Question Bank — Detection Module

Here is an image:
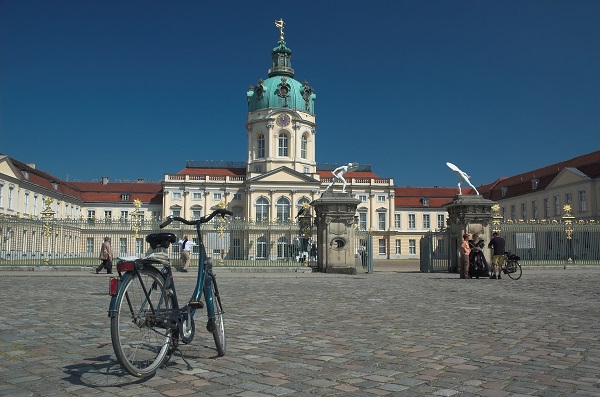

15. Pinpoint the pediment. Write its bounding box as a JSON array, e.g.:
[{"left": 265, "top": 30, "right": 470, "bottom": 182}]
[
  {"left": 546, "top": 167, "right": 590, "bottom": 189},
  {"left": 247, "top": 166, "right": 319, "bottom": 185},
  {"left": 0, "top": 156, "right": 23, "bottom": 180}
]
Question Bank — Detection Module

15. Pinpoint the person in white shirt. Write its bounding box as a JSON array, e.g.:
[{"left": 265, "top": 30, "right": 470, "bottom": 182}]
[{"left": 178, "top": 235, "right": 197, "bottom": 272}]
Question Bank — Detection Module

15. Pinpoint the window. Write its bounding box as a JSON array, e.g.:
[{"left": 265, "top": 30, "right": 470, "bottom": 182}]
[
  {"left": 395, "top": 239, "right": 401, "bottom": 254},
  {"left": 24, "top": 192, "right": 30, "bottom": 214},
  {"left": 136, "top": 238, "right": 144, "bottom": 255},
  {"left": 565, "top": 192, "right": 572, "bottom": 205},
  {"left": 87, "top": 210, "right": 96, "bottom": 221},
  {"left": 256, "top": 237, "right": 268, "bottom": 259},
  {"left": 531, "top": 179, "right": 539, "bottom": 190},
  {"left": 254, "top": 165, "right": 263, "bottom": 173},
  {"left": 193, "top": 192, "right": 202, "bottom": 200},
  {"left": 501, "top": 206, "right": 506, "bottom": 221},
  {"left": 233, "top": 193, "right": 242, "bottom": 200},
  {"left": 172, "top": 192, "right": 182, "bottom": 200},
  {"left": 531, "top": 201, "right": 538, "bottom": 219},
  {"left": 437, "top": 214, "right": 445, "bottom": 230},
  {"left": 213, "top": 192, "right": 222, "bottom": 201},
  {"left": 104, "top": 210, "right": 112, "bottom": 220},
  {"left": 120, "top": 211, "right": 128, "bottom": 220},
  {"left": 578, "top": 190, "right": 587, "bottom": 212},
  {"left": 152, "top": 211, "right": 161, "bottom": 220},
  {"left": 278, "top": 133, "right": 288, "bottom": 156},
  {"left": 553, "top": 195, "right": 560, "bottom": 216},
  {"left": 277, "top": 237, "right": 289, "bottom": 259},
  {"left": 276, "top": 197, "right": 291, "bottom": 222},
  {"left": 303, "top": 166, "right": 309, "bottom": 174},
  {"left": 394, "top": 214, "right": 401, "bottom": 228},
  {"left": 378, "top": 239, "right": 386, "bottom": 255},
  {"left": 119, "top": 238, "right": 127, "bottom": 255},
  {"left": 543, "top": 198, "right": 549, "bottom": 218},
  {"left": 301, "top": 135, "right": 308, "bottom": 159},
  {"left": 501, "top": 187, "right": 508, "bottom": 197},
  {"left": 192, "top": 210, "right": 202, "bottom": 219},
  {"left": 377, "top": 195, "right": 386, "bottom": 203},
  {"left": 121, "top": 193, "right": 130, "bottom": 201},
  {"left": 86, "top": 238, "right": 94, "bottom": 253},
  {"left": 408, "top": 214, "right": 416, "bottom": 229},
  {"left": 510, "top": 205, "right": 516, "bottom": 220},
  {"left": 171, "top": 209, "right": 181, "bottom": 217},
  {"left": 422, "top": 198, "right": 429, "bottom": 206},
  {"left": 256, "top": 197, "right": 269, "bottom": 222},
  {"left": 520, "top": 203, "right": 526, "bottom": 219},
  {"left": 358, "top": 195, "right": 367, "bottom": 202},
  {"left": 378, "top": 212, "right": 386, "bottom": 230},
  {"left": 33, "top": 195, "right": 39, "bottom": 216},
  {"left": 257, "top": 134, "right": 265, "bottom": 158},
  {"left": 0, "top": 183, "right": 4, "bottom": 207},
  {"left": 409, "top": 239, "right": 416, "bottom": 255},
  {"left": 8, "top": 186, "right": 14, "bottom": 210},
  {"left": 358, "top": 211, "right": 367, "bottom": 230},
  {"left": 423, "top": 214, "right": 430, "bottom": 230}
]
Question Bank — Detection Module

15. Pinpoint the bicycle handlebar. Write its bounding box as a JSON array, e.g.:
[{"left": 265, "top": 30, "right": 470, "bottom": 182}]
[{"left": 159, "top": 208, "right": 234, "bottom": 229}]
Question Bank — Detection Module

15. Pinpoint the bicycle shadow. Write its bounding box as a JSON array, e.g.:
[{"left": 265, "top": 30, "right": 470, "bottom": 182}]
[{"left": 63, "top": 354, "right": 149, "bottom": 387}]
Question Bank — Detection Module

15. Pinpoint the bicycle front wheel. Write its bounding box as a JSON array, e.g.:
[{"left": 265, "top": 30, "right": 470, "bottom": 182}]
[
  {"left": 111, "top": 267, "right": 174, "bottom": 377},
  {"left": 506, "top": 261, "right": 522, "bottom": 280},
  {"left": 207, "top": 278, "right": 226, "bottom": 356}
]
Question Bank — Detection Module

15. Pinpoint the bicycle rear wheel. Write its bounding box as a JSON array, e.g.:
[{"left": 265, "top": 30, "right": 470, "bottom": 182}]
[
  {"left": 207, "top": 278, "right": 226, "bottom": 356},
  {"left": 111, "top": 267, "right": 174, "bottom": 377},
  {"left": 505, "top": 261, "right": 522, "bottom": 280}
]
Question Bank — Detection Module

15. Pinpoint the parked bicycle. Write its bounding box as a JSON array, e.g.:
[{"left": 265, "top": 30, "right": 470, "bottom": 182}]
[
  {"left": 502, "top": 252, "right": 522, "bottom": 280},
  {"left": 108, "top": 208, "right": 232, "bottom": 377}
]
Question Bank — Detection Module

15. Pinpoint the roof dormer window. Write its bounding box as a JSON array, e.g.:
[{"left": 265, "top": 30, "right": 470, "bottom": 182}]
[
  {"left": 121, "top": 193, "right": 130, "bottom": 201},
  {"left": 422, "top": 198, "right": 429, "bottom": 206},
  {"left": 531, "top": 179, "right": 539, "bottom": 190},
  {"left": 501, "top": 187, "right": 508, "bottom": 197}
]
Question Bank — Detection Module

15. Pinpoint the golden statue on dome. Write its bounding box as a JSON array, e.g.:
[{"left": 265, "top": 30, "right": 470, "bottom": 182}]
[{"left": 275, "top": 18, "right": 285, "bottom": 40}]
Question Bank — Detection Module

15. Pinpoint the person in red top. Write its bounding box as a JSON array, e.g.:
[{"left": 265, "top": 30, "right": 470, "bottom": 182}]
[{"left": 460, "top": 233, "right": 471, "bottom": 279}]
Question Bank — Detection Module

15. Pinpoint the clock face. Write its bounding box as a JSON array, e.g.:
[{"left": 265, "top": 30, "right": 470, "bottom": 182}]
[{"left": 276, "top": 114, "right": 290, "bottom": 127}]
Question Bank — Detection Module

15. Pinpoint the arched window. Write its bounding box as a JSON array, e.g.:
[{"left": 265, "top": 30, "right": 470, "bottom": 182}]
[
  {"left": 296, "top": 197, "right": 310, "bottom": 217},
  {"left": 257, "top": 134, "right": 265, "bottom": 158},
  {"left": 278, "top": 133, "right": 288, "bottom": 157},
  {"left": 301, "top": 134, "right": 308, "bottom": 159},
  {"left": 256, "top": 197, "right": 270, "bottom": 222},
  {"left": 276, "top": 197, "right": 291, "bottom": 222},
  {"left": 277, "top": 237, "right": 290, "bottom": 259},
  {"left": 256, "top": 236, "right": 268, "bottom": 259}
]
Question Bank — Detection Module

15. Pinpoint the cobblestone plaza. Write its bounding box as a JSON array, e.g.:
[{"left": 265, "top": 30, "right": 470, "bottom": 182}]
[{"left": 0, "top": 266, "right": 599, "bottom": 396}]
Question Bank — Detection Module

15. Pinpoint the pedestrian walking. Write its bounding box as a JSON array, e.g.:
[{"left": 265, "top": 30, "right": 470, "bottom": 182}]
[
  {"left": 96, "top": 236, "right": 113, "bottom": 274},
  {"left": 178, "top": 235, "right": 197, "bottom": 272},
  {"left": 460, "top": 233, "right": 471, "bottom": 279}
]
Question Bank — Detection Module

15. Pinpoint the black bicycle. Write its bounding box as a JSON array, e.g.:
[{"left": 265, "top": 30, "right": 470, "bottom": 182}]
[
  {"left": 502, "top": 252, "right": 522, "bottom": 280},
  {"left": 107, "top": 208, "right": 232, "bottom": 377}
]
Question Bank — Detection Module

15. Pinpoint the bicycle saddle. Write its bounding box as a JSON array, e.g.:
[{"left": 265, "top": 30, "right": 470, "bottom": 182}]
[{"left": 146, "top": 233, "right": 177, "bottom": 249}]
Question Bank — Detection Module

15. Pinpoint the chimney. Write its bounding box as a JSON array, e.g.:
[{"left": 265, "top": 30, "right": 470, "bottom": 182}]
[{"left": 101, "top": 177, "right": 109, "bottom": 185}]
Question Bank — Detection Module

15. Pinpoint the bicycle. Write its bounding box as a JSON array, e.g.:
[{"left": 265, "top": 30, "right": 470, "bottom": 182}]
[
  {"left": 108, "top": 208, "right": 232, "bottom": 378},
  {"left": 502, "top": 252, "right": 522, "bottom": 280}
]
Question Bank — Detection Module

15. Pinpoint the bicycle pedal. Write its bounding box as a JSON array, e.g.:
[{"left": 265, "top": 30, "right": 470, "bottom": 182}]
[{"left": 188, "top": 301, "right": 204, "bottom": 309}]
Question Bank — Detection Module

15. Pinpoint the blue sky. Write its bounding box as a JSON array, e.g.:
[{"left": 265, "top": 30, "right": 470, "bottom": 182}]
[{"left": 1, "top": 0, "right": 598, "bottom": 188}]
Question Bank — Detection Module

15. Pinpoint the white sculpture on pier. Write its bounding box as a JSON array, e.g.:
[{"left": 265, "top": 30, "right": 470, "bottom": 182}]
[
  {"left": 323, "top": 163, "right": 359, "bottom": 193},
  {"left": 446, "top": 162, "right": 480, "bottom": 195}
]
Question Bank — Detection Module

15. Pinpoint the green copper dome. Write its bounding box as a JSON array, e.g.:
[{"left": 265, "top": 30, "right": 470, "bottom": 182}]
[{"left": 247, "top": 39, "right": 316, "bottom": 114}]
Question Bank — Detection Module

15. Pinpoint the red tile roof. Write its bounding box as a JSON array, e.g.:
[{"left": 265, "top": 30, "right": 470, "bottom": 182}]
[{"left": 394, "top": 186, "right": 460, "bottom": 208}]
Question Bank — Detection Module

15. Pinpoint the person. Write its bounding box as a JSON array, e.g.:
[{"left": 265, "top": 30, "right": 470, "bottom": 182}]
[
  {"left": 460, "top": 233, "right": 471, "bottom": 279},
  {"left": 96, "top": 236, "right": 113, "bottom": 274},
  {"left": 178, "top": 235, "right": 197, "bottom": 272},
  {"left": 468, "top": 233, "right": 488, "bottom": 278},
  {"left": 488, "top": 231, "right": 506, "bottom": 279}
]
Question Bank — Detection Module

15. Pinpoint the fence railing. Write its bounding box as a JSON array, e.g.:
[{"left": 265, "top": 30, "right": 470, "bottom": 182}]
[{"left": 0, "top": 216, "right": 371, "bottom": 271}]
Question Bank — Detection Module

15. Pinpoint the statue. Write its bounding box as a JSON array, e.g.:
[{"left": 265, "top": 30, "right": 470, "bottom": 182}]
[
  {"left": 446, "top": 162, "right": 480, "bottom": 195},
  {"left": 323, "top": 163, "right": 359, "bottom": 194},
  {"left": 275, "top": 18, "right": 285, "bottom": 40}
]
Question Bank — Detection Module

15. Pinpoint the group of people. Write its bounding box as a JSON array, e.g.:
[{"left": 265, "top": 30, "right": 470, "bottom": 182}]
[
  {"left": 95, "top": 235, "right": 197, "bottom": 274},
  {"left": 460, "top": 231, "right": 506, "bottom": 279}
]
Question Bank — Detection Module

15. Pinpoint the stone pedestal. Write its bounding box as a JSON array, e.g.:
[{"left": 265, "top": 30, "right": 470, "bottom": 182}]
[
  {"left": 311, "top": 192, "right": 360, "bottom": 274},
  {"left": 444, "top": 194, "right": 496, "bottom": 273}
]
